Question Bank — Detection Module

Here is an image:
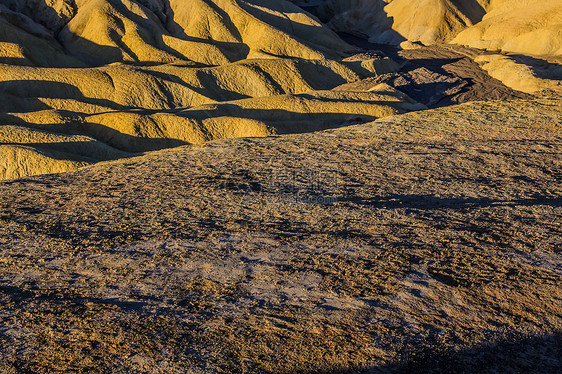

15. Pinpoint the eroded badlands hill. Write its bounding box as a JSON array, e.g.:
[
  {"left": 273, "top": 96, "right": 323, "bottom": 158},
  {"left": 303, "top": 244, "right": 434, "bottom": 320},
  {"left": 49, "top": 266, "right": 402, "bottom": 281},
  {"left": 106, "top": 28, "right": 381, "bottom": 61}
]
[
  {"left": 308, "top": 0, "right": 562, "bottom": 97},
  {"left": 0, "top": 1, "right": 561, "bottom": 373},
  {"left": 1, "top": 0, "right": 560, "bottom": 180},
  {"left": 0, "top": 0, "right": 413, "bottom": 179},
  {"left": 0, "top": 98, "right": 561, "bottom": 373},
  {"left": 314, "top": 0, "right": 562, "bottom": 56}
]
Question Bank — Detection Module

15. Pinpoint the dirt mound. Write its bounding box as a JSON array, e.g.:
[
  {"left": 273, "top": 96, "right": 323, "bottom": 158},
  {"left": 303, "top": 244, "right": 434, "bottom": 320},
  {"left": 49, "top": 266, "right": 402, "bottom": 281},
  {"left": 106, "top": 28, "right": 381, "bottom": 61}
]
[
  {"left": 0, "top": 57, "right": 399, "bottom": 113},
  {"left": 475, "top": 54, "right": 562, "bottom": 94},
  {"left": 0, "top": 84, "right": 424, "bottom": 180},
  {"left": 0, "top": 125, "right": 125, "bottom": 181},
  {"left": 0, "top": 0, "right": 558, "bottom": 181},
  {"left": 0, "top": 2, "right": 560, "bottom": 371},
  {"left": 0, "top": 0, "right": 423, "bottom": 180},
  {"left": 337, "top": 37, "right": 533, "bottom": 108},
  {"left": 313, "top": 0, "right": 561, "bottom": 57}
]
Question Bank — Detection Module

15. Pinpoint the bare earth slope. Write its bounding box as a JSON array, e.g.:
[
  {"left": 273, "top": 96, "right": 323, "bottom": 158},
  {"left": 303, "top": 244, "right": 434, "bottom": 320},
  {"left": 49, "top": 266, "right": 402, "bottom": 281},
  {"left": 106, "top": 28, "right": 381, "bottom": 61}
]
[
  {"left": 0, "top": 98, "right": 560, "bottom": 373},
  {"left": 312, "top": 0, "right": 562, "bottom": 94},
  {"left": 0, "top": 0, "right": 352, "bottom": 66},
  {"left": 320, "top": 0, "right": 490, "bottom": 45}
]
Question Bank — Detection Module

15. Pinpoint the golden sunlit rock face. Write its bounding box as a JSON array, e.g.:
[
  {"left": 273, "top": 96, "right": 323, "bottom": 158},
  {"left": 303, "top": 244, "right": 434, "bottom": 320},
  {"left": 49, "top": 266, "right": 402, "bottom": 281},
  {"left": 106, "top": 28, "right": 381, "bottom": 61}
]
[
  {"left": 0, "top": 0, "right": 417, "bottom": 179},
  {"left": 0, "top": 2, "right": 561, "bottom": 373},
  {"left": 0, "top": 0, "right": 559, "bottom": 179},
  {"left": 320, "top": 0, "right": 489, "bottom": 45}
]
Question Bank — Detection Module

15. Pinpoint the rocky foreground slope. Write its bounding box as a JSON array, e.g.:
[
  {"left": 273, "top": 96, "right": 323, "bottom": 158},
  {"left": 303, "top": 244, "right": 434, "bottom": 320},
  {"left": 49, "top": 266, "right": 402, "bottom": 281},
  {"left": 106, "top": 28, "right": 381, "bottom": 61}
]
[{"left": 0, "top": 98, "right": 560, "bottom": 373}]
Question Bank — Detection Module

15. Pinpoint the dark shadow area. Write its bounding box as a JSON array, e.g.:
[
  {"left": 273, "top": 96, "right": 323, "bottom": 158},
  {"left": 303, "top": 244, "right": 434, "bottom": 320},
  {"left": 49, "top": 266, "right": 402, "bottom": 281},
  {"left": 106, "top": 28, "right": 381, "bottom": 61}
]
[
  {"left": 78, "top": 121, "right": 189, "bottom": 153},
  {"left": 0, "top": 115, "right": 189, "bottom": 153},
  {"left": 55, "top": 31, "right": 127, "bottom": 67},
  {"left": 30, "top": 0, "right": 75, "bottom": 33},
  {"left": 0, "top": 57, "right": 33, "bottom": 66},
  {"left": 55, "top": 14, "right": 151, "bottom": 67},
  {"left": 0, "top": 80, "right": 131, "bottom": 112},
  {"left": 366, "top": 332, "right": 562, "bottom": 374},
  {"left": 391, "top": 79, "right": 467, "bottom": 108},
  {"left": 0, "top": 283, "right": 148, "bottom": 313},
  {"left": 1, "top": 109, "right": 189, "bottom": 153},
  {"left": 0, "top": 88, "right": 392, "bottom": 154},
  {"left": 337, "top": 194, "right": 562, "bottom": 211},
  {"left": 339, "top": 32, "right": 533, "bottom": 108},
  {"left": 343, "top": 57, "right": 471, "bottom": 107},
  {"left": 0, "top": 140, "right": 127, "bottom": 162},
  {"left": 174, "top": 103, "right": 384, "bottom": 129},
  {"left": 194, "top": 70, "right": 253, "bottom": 101},
  {"left": 509, "top": 54, "right": 562, "bottom": 80},
  {"left": 296, "top": 93, "right": 406, "bottom": 106},
  {"left": 159, "top": 0, "right": 250, "bottom": 63},
  {"left": 132, "top": 59, "right": 348, "bottom": 107},
  {"left": 400, "top": 57, "right": 464, "bottom": 76},
  {"left": 169, "top": 0, "right": 243, "bottom": 42},
  {"left": 450, "top": 0, "right": 487, "bottom": 25},
  {"left": 330, "top": 0, "right": 406, "bottom": 44},
  {"left": 0, "top": 2, "right": 87, "bottom": 68},
  {"left": 110, "top": 0, "right": 218, "bottom": 64},
  {"left": 236, "top": 0, "right": 357, "bottom": 55},
  {"left": 292, "top": 0, "right": 325, "bottom": 20},
  {"left": 91, "top": 0, "right": 248, "bottom": 66},
  {"left": 0, "top": 0, "right": 247, "bottom": 68},
  {"left": 0, "top": 92, "right": 51, "bottom": 113},
  {"left": 338, "top": 32, "right": 402, "bottom": 60},
  {"left": 294, "top": 58, "right": 364, "bottom": 88}
]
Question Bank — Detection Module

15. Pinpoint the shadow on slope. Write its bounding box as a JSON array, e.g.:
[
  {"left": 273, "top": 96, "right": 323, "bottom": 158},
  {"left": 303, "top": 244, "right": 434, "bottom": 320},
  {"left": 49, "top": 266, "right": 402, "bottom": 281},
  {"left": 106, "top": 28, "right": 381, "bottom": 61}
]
[
  {"left": 0, "top": 57, "right": 32, "bottom": 66},
  {"left": 337, "top": 194, "right": 562, "bottom": 211},
  {"left": 328, "top": 0, "right": 406, "bottom": 44},
  {"left": 0, "top": 80, "right": 129, "bottom": 112},
  {"left": 368, "top": 332, "right": 562, "bottom": 374},
  {"left": 338, "top": 33, "right": 533, "bottom": 107},
  {"left": 3, "top": 113, "right": 188, "bottom": 153},
  {"left": 450, "top": 0, "right": 487, "bottom": 25},
  {"left": 509, "top": 55, "right": 562, "bottom": 81}
]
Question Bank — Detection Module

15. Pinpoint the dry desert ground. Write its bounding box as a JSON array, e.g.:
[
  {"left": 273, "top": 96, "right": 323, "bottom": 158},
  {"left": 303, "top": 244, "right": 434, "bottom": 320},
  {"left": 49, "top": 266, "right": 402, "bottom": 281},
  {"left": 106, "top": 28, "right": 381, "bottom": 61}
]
[{"left": 0, "top": 0, "right": 560, "bottom": 373}]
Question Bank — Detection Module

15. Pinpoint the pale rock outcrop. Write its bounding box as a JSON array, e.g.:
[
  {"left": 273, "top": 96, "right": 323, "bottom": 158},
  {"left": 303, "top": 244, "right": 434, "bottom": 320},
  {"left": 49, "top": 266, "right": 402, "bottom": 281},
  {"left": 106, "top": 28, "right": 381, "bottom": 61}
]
[{"left": 313, "top": 0, "right": 562, "bottom": 56}]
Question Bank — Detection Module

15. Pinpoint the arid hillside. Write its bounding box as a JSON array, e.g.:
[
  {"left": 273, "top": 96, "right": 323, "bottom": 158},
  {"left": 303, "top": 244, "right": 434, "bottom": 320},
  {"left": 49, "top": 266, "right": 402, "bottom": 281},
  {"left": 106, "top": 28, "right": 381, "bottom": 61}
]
[
  {"left": 0, "top": 0, "right": 416, "bottom": 179},
  {"left": 0, "top": 98, "right": 561, "bottom": 373},
  {"left": 306, "top": 0, "right": 562, "bottom": 97}
]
